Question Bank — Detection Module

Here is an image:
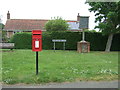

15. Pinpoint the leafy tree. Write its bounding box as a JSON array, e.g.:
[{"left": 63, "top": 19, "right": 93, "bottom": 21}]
[
  {"left": 86, "top": 2, "right": 120, "bottom": 52},
  {"left": 0, "top": 16, "right": 7, "bottom": 42},
  {"left": 0, "top": 16, "right": 4, "bottom": 29},
  {"left": 45, "top": 17, "right": 69, "bottom": 32},
  {"left": 0, "top": 23, "right": 4, "bottom": 29},
  {"left": 2, "top": 30, "right": 8, "bottom": 42}
]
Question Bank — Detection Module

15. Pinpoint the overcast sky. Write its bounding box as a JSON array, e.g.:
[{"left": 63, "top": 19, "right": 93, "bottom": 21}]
[{"left": 0, "top": 0, "right": 97, "bottom": 30}]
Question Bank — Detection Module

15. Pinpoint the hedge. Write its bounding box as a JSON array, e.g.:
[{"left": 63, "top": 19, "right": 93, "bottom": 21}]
[
  {"left": 10, "top": 33, "right": 32, "bottom": 49},
  {"left": 10, "top": 32, "right": 120, "bottom": 51}
]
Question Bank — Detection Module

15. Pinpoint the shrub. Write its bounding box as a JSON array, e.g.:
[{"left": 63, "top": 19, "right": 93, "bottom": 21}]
[
  {"left": 43, "top": 31, "right": 120, "bottom": 51},
  {"left": 10, "top": 32, "right": 120, "bottom": 51},
  {"left": 10, "top": 33, "right": 32, "bottom": 49},
  {"left": 42, "top": 32, "right": 53, "bottom": 49},
  {"left": 45, "top": 17, "right": 69, "bottom": 32}
]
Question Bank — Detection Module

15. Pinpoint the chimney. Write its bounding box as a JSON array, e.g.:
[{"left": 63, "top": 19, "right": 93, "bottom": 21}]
[
  {"left": 7, "top": 11, "right": 10, "bottom": 19},
  {"left": 77, "top": 13, "right": 80, "bottom": 22}
]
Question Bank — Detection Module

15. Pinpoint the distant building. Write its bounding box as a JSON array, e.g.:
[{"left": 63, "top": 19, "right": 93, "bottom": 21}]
[{"left": 4, "top": 11, "right": 89, "bottom": 38}]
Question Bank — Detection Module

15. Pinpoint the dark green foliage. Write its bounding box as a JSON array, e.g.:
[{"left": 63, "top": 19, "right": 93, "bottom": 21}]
[
  {"left": 0, "top": 23, "right": 4, "bottom": 29},
  {"left": 50, "top": 31, "right": 81, "bottom": 50},
  {"left": 45, "top": 17, "right": 69, "bottom": 32},
  {"left": 42, "top": 32, "right": 53, "bottom": 49},
  {"left": 2, "top": 30, "right": 8, "bottom": 42},
  {"left": 85, "top": 32, "right": 107, "bottom": 51},
  {"left": 10, "top": 33, "right": 32, "bottom": 49},
  {"left": 10, "top": 32, "right": 120, "bottom": 51},
  {"left": 86, "top": 2, "right": 120, "bottom": 34},
  {"left": 86, "top": 2, "right": 120, "bottom": 52},
  {"left": 111, "top": 33, "right": 120, "bottom": 51}
]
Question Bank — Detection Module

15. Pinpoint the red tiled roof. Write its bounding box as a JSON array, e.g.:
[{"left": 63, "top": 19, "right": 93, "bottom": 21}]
[
  {"left": 4, "top": 19, "right": 48, "bottom": 31},
  {"left": 4, "top": 19, "right": 80, "bottom": 31},
  {"left": 67, "top": 20, "right": 77, "bottom": 22}
]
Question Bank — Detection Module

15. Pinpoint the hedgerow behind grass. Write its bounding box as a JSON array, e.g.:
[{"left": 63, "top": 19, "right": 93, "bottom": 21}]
[{"left": 10, "top": 32, "right": 120, "bottom": 51}]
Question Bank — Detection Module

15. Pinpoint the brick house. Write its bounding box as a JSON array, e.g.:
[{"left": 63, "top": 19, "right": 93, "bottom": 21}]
[{"left": 4, "top": 11, "right": 84, "bottom": 38}]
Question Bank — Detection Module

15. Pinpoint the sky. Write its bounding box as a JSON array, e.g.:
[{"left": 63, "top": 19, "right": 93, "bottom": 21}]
[{"left": 0, "top": 0, "right": 97, "bottom": 30}]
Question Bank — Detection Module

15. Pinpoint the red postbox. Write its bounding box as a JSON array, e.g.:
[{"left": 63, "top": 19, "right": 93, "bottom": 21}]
[{"left": 32, "top": 30, "right": 42, "bottom": 52}]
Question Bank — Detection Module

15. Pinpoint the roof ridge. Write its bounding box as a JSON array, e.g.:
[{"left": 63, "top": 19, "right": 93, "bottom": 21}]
[
  {"left": 9, "top": 19, "right": 49, "bottom": 21},
  {"left": 8, "top": 19, "right": 77, "bottom": 21}
]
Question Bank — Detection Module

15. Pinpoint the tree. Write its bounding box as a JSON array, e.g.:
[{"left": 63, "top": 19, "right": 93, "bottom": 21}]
[
  {"left": 0, "top": 16, "right": 4, "bottom": 29},
  {"left": 0, "top": 16, "right": 6, "bottom": 42},
  {"left": 86, "top": 2, "right": 120, "bottom": 52},
  {"left": 45, "top": 17, "right": 69, "bottom": 32},
  {"left": 0, "top": 23, "right": 4, "bottom": 30}
]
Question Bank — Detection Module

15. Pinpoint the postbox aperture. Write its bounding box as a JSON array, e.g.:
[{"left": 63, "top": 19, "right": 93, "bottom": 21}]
[{"left": 32, "top": 30, "right": 42, "bottom": 51}]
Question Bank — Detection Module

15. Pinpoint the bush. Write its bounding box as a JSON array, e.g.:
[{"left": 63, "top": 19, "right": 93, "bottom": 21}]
[
  {"left": 10, "top": 33, "right": 32, "bottom": 49},
  {"left": 10, "top": 32, "right": 120, "bottom": 51},
  {"left": 111, "top": 33, "right": 120, "bottom": 51},
  {"left": 42, "top": 32, "right": 53, "bottom": 49},
  {"left": 50, "top": 31, "right": 81, "bottom": 50},
  {"left": 45, "top": 17, "right": 69, "bottom": 31}
]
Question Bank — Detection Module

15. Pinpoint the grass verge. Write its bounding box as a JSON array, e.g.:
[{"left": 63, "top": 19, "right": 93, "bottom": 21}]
[{"left": 2, "top": 50, "right": 118, "bottom": 84}]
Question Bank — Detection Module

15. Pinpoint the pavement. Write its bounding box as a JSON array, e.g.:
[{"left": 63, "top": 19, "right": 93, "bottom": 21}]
[{"left": 2, "top": 80, "right": 119, "bottom": 88}]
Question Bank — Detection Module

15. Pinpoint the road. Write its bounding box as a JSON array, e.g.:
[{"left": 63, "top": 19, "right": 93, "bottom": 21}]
[{"left": 2, "top": 80, "right": 119, "bottom": 88}]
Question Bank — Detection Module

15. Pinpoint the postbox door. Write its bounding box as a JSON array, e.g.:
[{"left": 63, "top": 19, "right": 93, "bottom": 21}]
[
  {"left": 35, "top": 40, "right": 39, "bottom": 48},
  {"left": 32, "top": 38, "right": 42, "bottom": 51}
]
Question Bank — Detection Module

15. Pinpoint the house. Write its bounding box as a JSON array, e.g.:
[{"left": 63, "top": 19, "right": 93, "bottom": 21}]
[
  {"left": 4, "top": 11, "right": 88, "bottom": 38},
  {"left": 4, "top": 19, "right": 48, "bottom": 38},
  {"left": 4, "top": 11, "right": 49, "bottom": 38}
]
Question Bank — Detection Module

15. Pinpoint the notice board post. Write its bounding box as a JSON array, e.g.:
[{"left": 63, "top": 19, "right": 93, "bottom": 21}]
[{"left": 77, "top": 14, "right": 90, "bottom": 53}]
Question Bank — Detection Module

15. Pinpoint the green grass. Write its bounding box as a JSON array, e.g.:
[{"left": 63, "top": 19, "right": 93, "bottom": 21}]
[{"left": 2, "top": 50, "right": 118, "bottom": 84}]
